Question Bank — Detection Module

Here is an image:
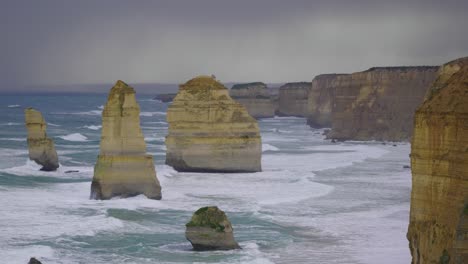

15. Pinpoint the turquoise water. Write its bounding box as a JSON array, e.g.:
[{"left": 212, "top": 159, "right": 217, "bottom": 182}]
[{"left": 0, "top": 94, "right": 411, "bottom": 263}]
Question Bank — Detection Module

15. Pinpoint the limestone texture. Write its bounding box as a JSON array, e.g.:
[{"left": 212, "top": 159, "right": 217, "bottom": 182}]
[
  {"left": 165, "top": 76, "right": 262, "bottom": 172},
  {"left": 307, "top": 74, "right": 347, "bottom": 128},
  {"left": 407, "top": 57, "right": 468, "bottom": 264},
  {"left": 327, "top": 66, "right": 438, "bottom": 141},
  {"left": 185, "top": 206, "right": 240, "bottom": 250},
  {"left": 230, "top": 82, "right": 275, "bottom": 118},
  {"left": 24, "top": 108, "right": 59, "bottom": 171},
  {"left": 91, "top": 80, "right": 161, "bottom": 200},
  {"left": 276, "top": 82, "right": 310, "bottom": 117}
]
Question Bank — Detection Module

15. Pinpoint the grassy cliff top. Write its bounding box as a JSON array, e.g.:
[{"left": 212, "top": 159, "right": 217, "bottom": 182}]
[{"left": 231, "top": 82, "right": 267, "bottom": 90}]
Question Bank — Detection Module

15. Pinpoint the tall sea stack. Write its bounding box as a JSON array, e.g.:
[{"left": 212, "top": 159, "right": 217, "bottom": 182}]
[
  {"left": 407, "top": 57, "right": 468, "bottom": 263},
  {"left": 327, "top": 66, "right": 438, "bottom": 141},
  {"left": 276, "top": 82, "right": 310, "bottom": 117},
  {"left": 229, "top": 82, "right": 275, "bottom": 118},
  {"left": 91, "top": 80, "right": 161, "bottom": 200},
  {"left": 165, "top": 76, "right": 262, "bottom": 172},
  {"left": 24, "top": 108, "right": 59, "bottom": 171}
]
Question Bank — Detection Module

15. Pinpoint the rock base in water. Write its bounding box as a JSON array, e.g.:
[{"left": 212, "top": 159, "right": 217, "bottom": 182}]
[{"left": 185, "top": 206, "right": 240, "bottom": 251}]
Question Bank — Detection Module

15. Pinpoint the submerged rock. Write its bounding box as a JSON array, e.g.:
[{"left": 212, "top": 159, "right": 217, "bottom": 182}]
[
  {"left": 28, "top": 258, "right": 42, "bottom": 264},
  {"left": 153, "top": 93, "right": 177, "bottom": 103},
  {"left": 165, "top": 76, "right": 262, "bottom": 172},
  {"left": 185, "top": 206, "right": 240, "bottom": 250},
  {"left": 91, "top": 80, "right": 162, "bottom": 200},
  {"left": 407, "top": 57, "right": 468, "bottom": 263},
  {"left": 229, "top": 82, "right": 275, "bottom": 118},
  {"left": 276, "top": 82, "right": 310, "bottom": 117},
  {"left": 24, "top": 108, "right": 59, "bottom": 171}
]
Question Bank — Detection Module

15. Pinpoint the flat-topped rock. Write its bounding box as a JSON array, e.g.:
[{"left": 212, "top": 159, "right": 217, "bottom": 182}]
[
  {"left": 24, "top": 108, "right": 59, "bottom": 171},
  {"left": 165, "top": 76, "right": 262, "bottom": 172},
  {"left": 185, "top": 206, "right": 240, "bottom": 250},
  {"left": 277, "top": 82, "right": 310, "bottom": 117},
  {"left": 91, "top": 80, "right": 161, "bottom": 200},
  {"left": 230, "top": 82, "right": 275, "bottom": 118}
]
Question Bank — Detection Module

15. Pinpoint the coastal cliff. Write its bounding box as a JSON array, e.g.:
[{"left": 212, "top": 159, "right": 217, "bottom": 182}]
[
  {"left": 277, "top": 82, "right": 310, "bottom": 117},
  {"left": 165, "top": 76, "right": 262, "bottom": 172},
  {"left": 407, "top": 57, "right": 468, "bottom": 264},
  {"left": 327, "top": 66, "right": 438, "bottom": 141},
  {"left": 24, "top": 108, "right": 59, "bottom": 171},
  {"left": 91, "top": 80, "right": 161, "bottom": 200},
  {"left": 229, "top": 82, "right": 275, "bottom": 118},
  {"left": 307, "top": 74, "right": 347, "bottom": 128}
]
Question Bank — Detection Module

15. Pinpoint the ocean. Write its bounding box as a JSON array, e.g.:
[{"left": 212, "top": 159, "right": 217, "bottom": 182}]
[{"left": 0, "top": 94, "right": 411, "bottom": 264}]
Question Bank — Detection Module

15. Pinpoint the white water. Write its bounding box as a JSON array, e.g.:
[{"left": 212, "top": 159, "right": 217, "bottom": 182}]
[{"left": 59, "top": 133, "right": 88, "bottom": 142}]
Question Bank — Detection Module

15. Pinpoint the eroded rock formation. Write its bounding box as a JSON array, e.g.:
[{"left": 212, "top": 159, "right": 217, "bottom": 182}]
[
  {"left": 307, "top": 74, "right": 347, "bottom": 128},
  {"left": 229, "top": 82, "right": 275, "bottom": 118},
  {"left": 185, "top": 206, "right": 240, "bottom": 250},
  {"left": 277, "top": 82, "right": 310, "bottom": 117},
  {"left": 407, "top": 57, "right": 468, "bottom": 264},
  {"left": 153, "top": 93, "right": 177, "bottom": 103},
  {"left": 327, "top": 66, "right": 438, "bottom": 141},
  {"left": 165, "top": 76, "right": 262, "bottom": 172},
  {"left": 91, "top": 80, "right": 161, "bottom": 200},
  {"left": 24, "top": 108, "right": 59, "bottom": 171}
]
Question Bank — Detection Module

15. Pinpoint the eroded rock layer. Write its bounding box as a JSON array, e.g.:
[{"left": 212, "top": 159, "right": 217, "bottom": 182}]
[
  {"left": 165, "top": 76, "right": 262, "bottom": 172},
  {"left": 408, "top": 57, "right": 468, "bottom": 264},
  {"left": 230, "top": 82, "right": 275, "bottom": 118},
  {"left": 327, "top": 66, "right": 438, "bottom": 141},
  {"left": 91, "top": 80, "right": 161, "bottom": 200},
  {"left": 307, "top": 74, "right": 347, "bottom": 128},
  {"left": 24, "top": 108, "right": 59, "bottom": 171},
  {"left": 277, "top": 82, "right": 310, "bottom": 117}
]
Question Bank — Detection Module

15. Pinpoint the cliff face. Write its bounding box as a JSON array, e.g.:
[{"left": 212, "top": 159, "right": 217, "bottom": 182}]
[
  {"left": 407, "top": 57, "right": 468, "bottom": 264},
  {"left": 229, "top": 82, "right": 275, "bottom": 118},
  {"left": 327, "top": 66, "right": 438, "bottom": 141},
  {"left": 307, "top": 74, "right": 347, "bottom": 128},
  {"left": 165, "top": 76, "right": 262, "bottom": 172},
  {"left": 24, "top": 108, "right": 59, "bottom": 171},
  {"left": 277, "top": 82, "right": 311, "bottom": 117},
  {"left": 91, "top": 80, "right": 161, "bottom": 200}
]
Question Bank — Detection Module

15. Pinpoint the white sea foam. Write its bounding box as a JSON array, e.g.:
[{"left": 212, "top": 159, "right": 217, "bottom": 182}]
[
  {"left": 0, "top": 159, "right": 93, "bottom": 178},
  {"left": 98, "top": 105, "right": 104, "bottom": 109},
  {"left": 0, "top": 122, "right": 21, "bottom": 126},
  {"left": 262, "top": 143, "right": 279, "bottom": 152},
  {"left": 0, "top": 137, "right": 26, "bottom": 141},
  {"left": 47, "top": 122, "right": 61, "bottom": 127},
  {"left": 83, "top": 125, "right": 102, "bottom": 130},
  {"left": 59, "top": 133, "right": 88, "bottom": 142},
  {"left": 7, "top": 104, "right": 21, "bottom": 108},
  {"left": 144, "top": 136, "right": 165, "bottom": 142},
  {"left": 140, "top": 111, "right": 166, "bottom": 117},
  {"left": 53, "top": 110, "right": 101, "bottom": 116}
]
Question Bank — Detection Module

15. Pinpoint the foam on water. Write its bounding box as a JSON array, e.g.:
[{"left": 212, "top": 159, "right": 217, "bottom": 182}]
[
  {"left": 7, "top": 104, "right": 21, "bottom": 108},
  {"left": 140, "top": 111, "right": 166, "bottom": 117},
  {"left": 262, "top": 144, "right": 279, "bottom": 152},
  {"left": 47, "top": 122, "right": 61, "bottom": 127},
  {"left": 0, "top": 159, "right": 93, "bottom": 178},
  {"left": 0, "top": 137, "right": 26, "bottom": 141},
  {"left": 59, "top": 133, "right": 88, "bottom": 142},
  {"left": 83, "top": 125, "right": 102, "bottom": 130}
]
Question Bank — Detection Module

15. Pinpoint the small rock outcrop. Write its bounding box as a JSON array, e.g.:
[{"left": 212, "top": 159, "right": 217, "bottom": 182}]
[
  {"left": 276, "top": 82, "right": 311, "bottom": 117},
  {"left": 91, "top": 80, "right": 161, "bottom": 200},
  {"left": 28, "top": 258, "right": 42, "bottom": 264},
  {"left": 327, "top": 66, "right": 438, "bottom": 141},
  {"left": 185, "top": 206, "right": 240, "bottom": 250},
  {"left": 165, "top": 76, "right": 262, "bottom": 172},
  {"left": 24, "top": 108, "right": 59, "bottom": 171},
  {"left": 153, "top": 93, "right": 177, "bottom": 103},
  {"left": 307, "top": 74, "right": 347, "bottom": 128},
  {"left": 229, "top": 82, "right": 275, "bottom": 118},
  {"left": 407, "top": 57, "right": 468, "bottom": 264}
]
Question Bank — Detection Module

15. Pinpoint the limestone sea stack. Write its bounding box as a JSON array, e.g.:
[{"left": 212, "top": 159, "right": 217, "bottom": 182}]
[
  {"left": 229, "top": 82, "right": 275, "bottom": 118},
  {"left": 307, "top": 74, "right": 347, "bottom": 128},
  {"left": 24, "top": 108, "right": 59, "bottom": 171},
  {"left": 185, "top": 206, "right": 240, "bottom": 250},
  {"left": 91, "top": 80, "right": 161, "bottom": 200},
  {"left": 407, "top": 57, "right": 468, "bottom": 263},
  {"left": 153, "top": 93, "right": 177, "bottom": 103},
  {"left": 165, "top": 76, "right": 262, "bottom": 172},
  {"left": 276, "top": 82, "right": 311, "bottom": 117},
  {"left": 327, "top": 66, "right": 438, "bottom": 141}
]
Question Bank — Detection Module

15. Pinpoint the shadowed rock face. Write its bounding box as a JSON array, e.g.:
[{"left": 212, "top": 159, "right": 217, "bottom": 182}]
[
  {"left": 327, "top": 66, "right": 438, "bottom": 141},
  {"left": 307, "top": 74, "right": 347, "bottom": 128},
  {"left": 28, "top": 258, "right": 42, "bottom": 264},
  {"left": 91, "top": 80, "right": 161, "bottom": 200},
  {"left": 153, "top": 93, "right": 177, "bottom": 103},
  {"left": 165, "top": 76, "right": 262, "bottom": 173},
  {"left": 185, "top": 206, "right": 240, "bottom": 251},
  {"left": 407, "top": 57, "right": 468, "bottom": 264},
  {"left": 277, "top": 82, "right": 311, "bottom": 117},
  {"left": 230, "top": 82, "right": 275, "bottom": 118},
  {"left": 24, "top": 108, "right": 59, "bottom": 171}
]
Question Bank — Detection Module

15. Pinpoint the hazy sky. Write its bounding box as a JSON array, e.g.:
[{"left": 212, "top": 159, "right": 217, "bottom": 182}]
[{"left": 1, "top": 0, "right": 467, "bottom": 90}]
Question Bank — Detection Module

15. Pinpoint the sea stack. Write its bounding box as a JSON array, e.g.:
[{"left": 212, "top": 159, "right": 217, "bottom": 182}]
[
  {"left": 327, "top": 66, "right": 438, "bottom": 141},
  {"left": 407, "top": 57, "right": 468, "bottom": 263},
  {"left": 165, "top": 76, "right": 262, "bottom": 172},
  {"left": 185, "top": 206, "right": 240, "bottom": 250},
  {"left": 91, "top": 80, "right": 161, "bottom": 200},
  {"left": 229, "top": 82, "right": 275, "bottom": 118},
  {"left": 24, "top": 108, "right": 59, "bottom": 171},
  {"left": 276, "top": 82, "right": 310, "bottom": 117}
]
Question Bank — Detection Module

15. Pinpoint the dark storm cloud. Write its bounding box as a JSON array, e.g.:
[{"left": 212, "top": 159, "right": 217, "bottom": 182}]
[{"left": 1, "top": 0, "right": 467, "bottom": 90}]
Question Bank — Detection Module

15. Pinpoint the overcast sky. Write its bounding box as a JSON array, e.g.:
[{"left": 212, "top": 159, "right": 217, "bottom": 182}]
[{"left": 1, "top": 0, "right": 467, "bottom": 90}]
